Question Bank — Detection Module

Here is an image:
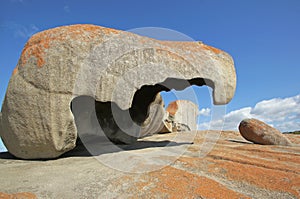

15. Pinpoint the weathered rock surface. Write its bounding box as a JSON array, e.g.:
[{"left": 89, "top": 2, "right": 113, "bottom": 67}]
[
  {"left": 0, "top": 192, "right": 37, "bottom": 199},
  {"left": 165, "top": 100, "right": 199, "bottom": 132},
  {"left": 0, "top": 24, "right": 236, "bottom": 159},
  {"left": 239, "top": 118, "right": 293, "bottom": 146},
  {"left": 0, "top": 131, "right": 299, "bottom": 198},
  {"left": 139, "top": 93, "right": 167, "bottom": 137}
]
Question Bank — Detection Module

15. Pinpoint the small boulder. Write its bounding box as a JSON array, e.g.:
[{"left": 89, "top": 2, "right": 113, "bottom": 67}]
[{"left": 239, "top": 118, "right": 293, "bottom": 146}]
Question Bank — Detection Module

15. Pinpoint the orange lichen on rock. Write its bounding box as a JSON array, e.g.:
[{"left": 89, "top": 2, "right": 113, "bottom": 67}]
[
  {"left": 19, "top": 24, "right": 222, "bottom": 69},
  {"left": 201, "top": 133, "right": 300, "bottom": 198},
  {"left": 160, "top": 40, "right": 223, "bottom": 54},
  {"left": 199, "top": 42, "right": 222, "bottom": 54},
  {"left": 0, "top": 131, "right": 298, "bottom": 198},
  {"left": 168, "top": 131, "right": 300, "bottom": 198},
  {"left": 208, "top": 157, "right": 300, "bottom": 197},
  {"left": 20, "top": 36, "right": 49, "bottom": 67},
  {"left": 12, "top": 66, "right": 18, "bottom": 75},
  {"left": 0, "top": 192, "right": 37, "bottom": 199},
  {"left": 20, "top": 24, "right": 119, "bottom": 68},
  {"left": 166, "top": 101, "right": 178, "bottom": 116},
  {"left": 127, "top": 166, "right": 249, "bottom": 199}
]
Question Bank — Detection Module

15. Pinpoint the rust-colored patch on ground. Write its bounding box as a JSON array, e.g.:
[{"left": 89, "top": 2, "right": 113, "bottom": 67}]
[
  {"left": 195, "top": 131, "right": 300, "bottom": 198},
  {"left": 127, "top": 166, "right": 249, "bottom": 199},
  {"left": 0, "top": 131, "right": 299, "bottom": 198},
  {"left": 0, "top": 192, "right": 37, "bottom": 199},
  {"left": 206, "top": 146, "right": 300, "bottom": 197},
  {"left": 167, "top": 131, "right": 300, "bottom": 198},
  {"left": 20, "top": 24, "right": 119, "bottom": 68},
  {"left": 212, "top": 159, "right": 300, "bottom": 197}
]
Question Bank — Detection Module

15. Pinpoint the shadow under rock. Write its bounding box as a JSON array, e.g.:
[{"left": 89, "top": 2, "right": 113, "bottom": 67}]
[
  {"left": 227, "top": 139, "right": 252, "bottom": 144},
  {"left": 61, "top": 137, "right": 193, "bottom": 158},
  {"left": 0, "top": 151, "right": 15, "bottom": 159},
  {"left": 0, "top": 137, "right": 192, "bottom": 160}
]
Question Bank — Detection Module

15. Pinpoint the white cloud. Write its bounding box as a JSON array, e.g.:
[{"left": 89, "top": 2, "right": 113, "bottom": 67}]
[
  {"left": 64, "top": 5, "right": 71, "bottom": 13},
  {"left": 251, "top": 95, "right": 300, "bottom": 123},
  {"left": 198, "top": 94, "right": 300, "bottom": 132},
  {"left": 198, "top": 108, "right": 210, "bottom": 116},
  {"left": 14, "top": 24, "right": 39, "bottom": 39},
  {"left": 1, "top": 22, "right": 40, "bottom": 39}
]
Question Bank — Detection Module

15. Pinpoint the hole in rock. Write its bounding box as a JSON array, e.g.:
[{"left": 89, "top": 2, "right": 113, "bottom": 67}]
[
  {"left": 70, "top": 77, "right": 214, "bottom": 146},
  {"left": 160, "top": 84, "right": 213, "bottom": 132}
]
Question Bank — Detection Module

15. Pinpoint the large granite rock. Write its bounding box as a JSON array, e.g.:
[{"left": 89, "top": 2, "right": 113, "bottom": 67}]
[
  {"left": 239, "top": 118, "right": 293, "bottom": 146},
  {"left": 0, "top": 24, "right": 236, "bottom": 159},
  {"left": 0, "top": 131, "right": 299, "bottom": 198}
]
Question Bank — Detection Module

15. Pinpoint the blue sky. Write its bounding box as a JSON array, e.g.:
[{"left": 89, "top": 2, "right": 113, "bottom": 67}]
[{"left": 0, "top": 0, "right": 300, "bottom": 151}]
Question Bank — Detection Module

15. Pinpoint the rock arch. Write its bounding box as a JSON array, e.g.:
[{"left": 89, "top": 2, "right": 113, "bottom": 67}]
[{"left": 0, "top": 24, "right": 236, "bottom": 159}]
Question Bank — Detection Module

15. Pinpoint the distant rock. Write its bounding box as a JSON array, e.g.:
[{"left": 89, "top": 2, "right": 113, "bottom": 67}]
[
  {"left": 239, "top": 118, "right": 293, "bottom": 146},
  {"left": 165, "top": 100, "right": 199, "bottom": 132}
]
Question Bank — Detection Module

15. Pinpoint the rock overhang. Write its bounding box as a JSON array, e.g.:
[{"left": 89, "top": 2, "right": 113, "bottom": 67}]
[
  {"left": 14, "top": 24, "right": 235, "bottom": 107},
  {"left": 0, "top": 24, "right": 237, "bottom": 159}
]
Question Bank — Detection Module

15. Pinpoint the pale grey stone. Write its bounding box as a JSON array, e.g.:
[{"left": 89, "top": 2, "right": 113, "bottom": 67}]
[{"left": 0, "top": 24, "right": 236, "bottom": 159}]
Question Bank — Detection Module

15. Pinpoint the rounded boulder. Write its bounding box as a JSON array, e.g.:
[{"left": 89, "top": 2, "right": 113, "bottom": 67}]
[{"left": 239, "top": 118, "right": 293, "bottom": 146}]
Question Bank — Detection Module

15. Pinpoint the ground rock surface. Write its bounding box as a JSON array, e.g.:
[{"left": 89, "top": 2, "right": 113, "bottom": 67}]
[
  {"left": 0, "top": 130, "right": 299, "bottom": 199},
  {"left": 0, "top": 192, "right": 37, "bottom": 199}
]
